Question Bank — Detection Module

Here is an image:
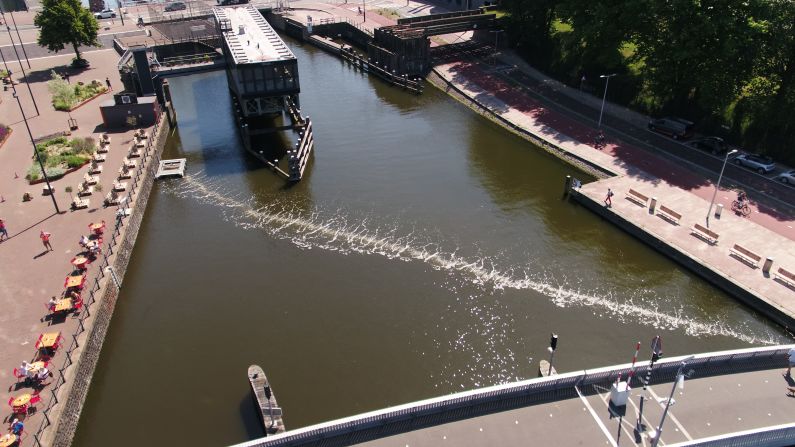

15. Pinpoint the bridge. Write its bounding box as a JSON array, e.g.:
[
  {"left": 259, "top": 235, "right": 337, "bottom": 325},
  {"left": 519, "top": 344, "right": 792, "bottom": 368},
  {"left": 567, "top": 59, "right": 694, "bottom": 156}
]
[
  {"left": 232, "top": 345, "right": 795, "bottom": 447},
  {"left": 367, "top": 10, "right": 497, "bottom": 77}
]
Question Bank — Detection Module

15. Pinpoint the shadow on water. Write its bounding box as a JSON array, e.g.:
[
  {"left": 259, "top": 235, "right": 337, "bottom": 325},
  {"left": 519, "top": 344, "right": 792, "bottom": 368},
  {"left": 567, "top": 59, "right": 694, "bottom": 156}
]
[{"left": 239, "top": 393, "right": 266, "bottom": 440}]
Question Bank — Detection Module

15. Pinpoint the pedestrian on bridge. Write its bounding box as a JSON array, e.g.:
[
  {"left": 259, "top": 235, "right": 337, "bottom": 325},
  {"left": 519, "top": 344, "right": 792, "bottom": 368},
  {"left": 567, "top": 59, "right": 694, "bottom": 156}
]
[{"left": 786, "top": 347, "right": 795, "bottom": 376}]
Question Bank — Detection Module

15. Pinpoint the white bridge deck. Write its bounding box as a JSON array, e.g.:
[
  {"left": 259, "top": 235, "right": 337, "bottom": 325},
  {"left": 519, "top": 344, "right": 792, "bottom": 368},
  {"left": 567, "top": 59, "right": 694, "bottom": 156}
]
[{"left": 214, "top": 5, "right": 295, "bottom": 65}]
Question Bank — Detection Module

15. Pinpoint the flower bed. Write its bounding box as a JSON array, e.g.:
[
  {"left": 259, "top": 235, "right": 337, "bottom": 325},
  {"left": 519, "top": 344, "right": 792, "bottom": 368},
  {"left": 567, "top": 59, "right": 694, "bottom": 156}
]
[
  {"left": 0, "top": 125, "right": 11, "bottom": 149},
  {"left": 26, "top": 136, "right": 96, "bottom": 183},
  {"left": 47, "top": 72, "right": 108, "bottom": 112}
]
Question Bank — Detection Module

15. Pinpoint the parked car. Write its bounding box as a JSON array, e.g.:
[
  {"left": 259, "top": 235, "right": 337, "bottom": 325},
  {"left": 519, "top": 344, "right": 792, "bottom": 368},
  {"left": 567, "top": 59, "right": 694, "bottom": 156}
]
[
  {"left": 688, "top": 136, "right": 728, "bottom": 154},
  {"left": 775, "top": 170, "right": 795, "bottom": 185},
  {"left": 94, "top": 9, "right": 116, "bottom": 19},
  {"left": 647, "top": 117, "right": 695, "bottom": 140},
  {"left": 164, "top": 1, "right": 187, "bottom": 11},
  {"left": 734, "top": 153, "right": 776, "bottom": 174}
]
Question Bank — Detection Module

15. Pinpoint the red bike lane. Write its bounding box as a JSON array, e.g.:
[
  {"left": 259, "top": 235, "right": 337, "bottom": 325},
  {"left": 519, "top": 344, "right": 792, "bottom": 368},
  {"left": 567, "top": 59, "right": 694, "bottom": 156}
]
[{"left": 442, "top": 60, "right": 795, "bottom": 241}]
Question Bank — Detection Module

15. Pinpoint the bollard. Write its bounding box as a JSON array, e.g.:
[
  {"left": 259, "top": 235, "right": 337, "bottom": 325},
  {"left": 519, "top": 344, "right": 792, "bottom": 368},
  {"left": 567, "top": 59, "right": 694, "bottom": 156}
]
[
  {"left": 763, "top": 257, "right": 774, "bottom": 275},
  {"left": 715, "top": 203, "right": 724, "bottom": 219},
  {"left": 649, "top": 197, "right": 657, "bottom": 214},
  {"left": 564, "top": 175, "right": 572, "bottom": 195}
]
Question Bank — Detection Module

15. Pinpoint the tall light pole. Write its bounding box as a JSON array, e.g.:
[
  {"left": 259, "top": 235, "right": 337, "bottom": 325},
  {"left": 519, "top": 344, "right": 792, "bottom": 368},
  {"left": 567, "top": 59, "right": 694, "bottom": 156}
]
[
  {"left": 13, "top": 92, "right": 61, "bottom": 214},
  {"left": 705, "top": 149, "right": 738, "bottom": 227},
  {"left": 650, "top": 356, "right": 694, "bottom": 447},
  {"left": 490, "top": 29, "right": 504, "bottom": 66},
  {"left": 598, "top": 73, "right": 616, "bottom": 128},
  {"left": 7, "top": 11, "right": 31, "bottom": 68},
  {"left": 1, "top": 12, "right": 38, "bottom": 116}
]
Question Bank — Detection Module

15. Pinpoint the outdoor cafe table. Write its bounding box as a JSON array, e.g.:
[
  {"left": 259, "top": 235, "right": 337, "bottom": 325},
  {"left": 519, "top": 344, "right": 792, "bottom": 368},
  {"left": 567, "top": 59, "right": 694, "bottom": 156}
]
[
  {"left": 54, "top": 298, "right": 73, "bottom": 313},
  {"left": 71, "top": 255, "right": 89, "bottom": 269},
  {"left": 38, "top": 332, "right": 60, "bottom": 349},
  {"left": 65, "top": 274, "right": 85, "bottom": 289},
  {"left": 11, "top": 394, "right": 30, "bottom": 408},
  {"left": 89, "top": 222, "right": 105, "bottom": 235},
  {"left": 0, "top": 433, "right": 16, "bottom": 447},
  {"left": 27, "top": 361, "right": 46, "bottom": 373}
]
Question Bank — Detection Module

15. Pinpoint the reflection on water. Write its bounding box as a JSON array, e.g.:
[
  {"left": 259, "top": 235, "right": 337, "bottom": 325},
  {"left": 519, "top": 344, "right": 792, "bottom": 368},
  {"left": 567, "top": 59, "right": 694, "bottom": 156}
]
[{"left": 74, "top": 38, "right": 789, "bottom": 447}]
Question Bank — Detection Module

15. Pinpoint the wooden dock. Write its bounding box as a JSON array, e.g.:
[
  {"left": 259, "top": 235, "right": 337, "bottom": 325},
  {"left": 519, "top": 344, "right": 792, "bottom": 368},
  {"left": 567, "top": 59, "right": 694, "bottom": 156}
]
[
  {"left": 154, "top": 158, "right": 186, "bottom": 179},
  {"left": 248, "top": 365, "right": 286, "bottom": 436}
]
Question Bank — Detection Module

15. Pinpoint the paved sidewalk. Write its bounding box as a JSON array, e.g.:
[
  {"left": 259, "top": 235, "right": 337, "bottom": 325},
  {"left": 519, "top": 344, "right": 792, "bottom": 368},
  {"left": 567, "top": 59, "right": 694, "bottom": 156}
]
[{"left": 0, "top": 48, "right": 140, "bottom": 442}]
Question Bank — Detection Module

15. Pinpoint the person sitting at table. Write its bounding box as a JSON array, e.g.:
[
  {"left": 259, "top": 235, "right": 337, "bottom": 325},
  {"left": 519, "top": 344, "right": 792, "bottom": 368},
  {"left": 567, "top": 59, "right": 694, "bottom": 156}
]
[
  {"left": 79, "top": 235, "right": 89, "bottom": 247},
  {"left": 47, "top": 296, "right": 58, "bottom": 312},
  {"left": 67, "top": 290, "right": 81, "bottom": 301},
  {"left": 10, "top": 418, "right": 23, "bottom": 436},
  {"left": 34, "top": 367, "right": 51, "bottom": 382},
  {"left": 19, "top": 361, "right": 31, "bottom": 375}
]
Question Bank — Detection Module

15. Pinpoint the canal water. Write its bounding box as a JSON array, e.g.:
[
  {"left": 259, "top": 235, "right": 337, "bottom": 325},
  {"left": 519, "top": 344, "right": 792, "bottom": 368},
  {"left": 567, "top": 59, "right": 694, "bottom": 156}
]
[{"left": 73, "top": 39, "right": 789, "bottom": 446}]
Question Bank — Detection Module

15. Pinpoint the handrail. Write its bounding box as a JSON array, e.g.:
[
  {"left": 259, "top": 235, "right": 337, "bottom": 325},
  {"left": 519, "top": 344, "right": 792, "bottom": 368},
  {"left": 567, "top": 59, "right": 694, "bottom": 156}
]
[
  {"left": 31, "top": 116, "right": 169, "bottom": 446},
  {"left": 231, "top": 345, "right": 792, "bottom": 447}
]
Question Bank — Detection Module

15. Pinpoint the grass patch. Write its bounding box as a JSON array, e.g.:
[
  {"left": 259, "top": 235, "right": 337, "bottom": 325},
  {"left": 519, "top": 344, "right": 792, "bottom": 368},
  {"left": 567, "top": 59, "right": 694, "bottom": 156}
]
[
  {"left": 27, "top": 136, "right": 96, "bottom": 182},
  {"left": 47, "top": 71, "right": 107, "bottom": 111}
]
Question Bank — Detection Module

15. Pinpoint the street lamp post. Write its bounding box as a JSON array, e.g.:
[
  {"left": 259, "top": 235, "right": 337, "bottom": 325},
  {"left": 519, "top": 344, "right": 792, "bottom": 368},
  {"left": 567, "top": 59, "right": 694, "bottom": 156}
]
[
  {"left": 598, "top": 73, "right": 616, "bottom": 128},
  {"left": 491, "top": 29, "right": 504, "bottom": 66},
  {"left": 705, "top": 149, "right": 738, "bottom": 227},
  {"left": 650, "top": 356, "right": 694, "bottom": 447},
  {"left": 13, "top": 92, "right": 61, "bottom": 214},
  {"left": 8, "top": 11, "right": 30, "bottom": 68},
  {"left": 1, "top": 15, "right": 39, "bottom": 115}
]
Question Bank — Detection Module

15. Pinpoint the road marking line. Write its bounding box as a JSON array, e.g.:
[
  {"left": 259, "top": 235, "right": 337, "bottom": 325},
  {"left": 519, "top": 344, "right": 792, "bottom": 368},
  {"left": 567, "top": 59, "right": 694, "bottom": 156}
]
[
  {"left": 576, "top": 385, "right": 618, "bottom": 447},
  {"left": 647, "top": 387, "right": 694, "bottom": 441},
  {"left": 4, "top": 48, "right": 114, "bottom": 62},
  {"left": 0, "top": 29, "right": 140, "bottom": 48}
]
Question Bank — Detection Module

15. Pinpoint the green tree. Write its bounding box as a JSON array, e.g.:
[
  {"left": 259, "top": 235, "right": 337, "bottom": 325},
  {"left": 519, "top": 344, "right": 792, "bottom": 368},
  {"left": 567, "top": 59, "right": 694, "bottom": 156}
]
[{"left": 34, "top": 0, "right": 99, "bottom": 65}]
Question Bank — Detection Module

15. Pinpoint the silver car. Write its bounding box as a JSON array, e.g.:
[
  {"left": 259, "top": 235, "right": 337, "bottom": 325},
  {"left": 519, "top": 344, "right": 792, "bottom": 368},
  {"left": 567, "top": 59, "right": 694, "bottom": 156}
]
[
  {"left": 775, "top": 170, "right": 795, "bottom": 185},
  {"left": 733, "top": 154, "right": 776, "bottom": 174}
]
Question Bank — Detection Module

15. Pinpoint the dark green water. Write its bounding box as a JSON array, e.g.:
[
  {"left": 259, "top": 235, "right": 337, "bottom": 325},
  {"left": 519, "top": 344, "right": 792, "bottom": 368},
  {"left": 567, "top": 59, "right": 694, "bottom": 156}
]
[{"left": 73, "top": 39, "right": 788, "bottom": 447}]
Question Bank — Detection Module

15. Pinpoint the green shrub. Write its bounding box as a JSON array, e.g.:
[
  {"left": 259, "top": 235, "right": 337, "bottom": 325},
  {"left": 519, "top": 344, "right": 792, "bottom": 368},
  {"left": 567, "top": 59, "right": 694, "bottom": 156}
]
[
  {"left": 48, "top": 71, "right": 77, "bottom": 110},
  {"left": 45, "top": 154, "right": 62, "bottom": 167},
  {"left": 27, "top": 165, "right": 40, "bottom": 181},
  {"left": 70, "top": 137, "right": 96, "bottom": 154},
  {"left": 65, "top": 155, "right": 86, "bottom": 168}
]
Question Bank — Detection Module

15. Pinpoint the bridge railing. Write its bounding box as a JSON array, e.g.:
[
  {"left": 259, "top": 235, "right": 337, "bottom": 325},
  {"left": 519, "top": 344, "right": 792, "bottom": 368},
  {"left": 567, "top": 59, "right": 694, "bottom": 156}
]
[
  {"left": 669, "top": 422, "right": 795, "bottom": 447},
  {"left": 231, "top": 345, "right": 792, "bottom": 447}
]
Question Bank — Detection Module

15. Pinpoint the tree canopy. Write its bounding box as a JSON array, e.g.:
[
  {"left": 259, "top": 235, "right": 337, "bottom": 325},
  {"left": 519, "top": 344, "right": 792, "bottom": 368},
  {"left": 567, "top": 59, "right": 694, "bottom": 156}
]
[
  {"left": 34, "top": 0, "right": 100, "bottom": 63},
  {"left": 502, "top": 0, "right": 795, "bottom": 163}
]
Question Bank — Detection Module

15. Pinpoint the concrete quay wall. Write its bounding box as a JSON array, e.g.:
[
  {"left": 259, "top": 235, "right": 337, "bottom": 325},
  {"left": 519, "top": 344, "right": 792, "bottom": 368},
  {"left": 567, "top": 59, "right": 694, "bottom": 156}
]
[
  {"left": 570, "top": 189, "right": 795, "bottom": 330},
  {"left": 35, "top": 116, "right": 172, "bottom": 447}
]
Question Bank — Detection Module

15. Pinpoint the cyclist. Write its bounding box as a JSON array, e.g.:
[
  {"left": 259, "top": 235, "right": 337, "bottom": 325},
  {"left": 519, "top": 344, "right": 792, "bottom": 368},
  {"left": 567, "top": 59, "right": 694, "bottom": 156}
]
[
  {"left": 737, "top": 190, "right": 748, "bottom": 205},
  {"left": 594, "top": 130, "right": 605, "bottom": 149}
]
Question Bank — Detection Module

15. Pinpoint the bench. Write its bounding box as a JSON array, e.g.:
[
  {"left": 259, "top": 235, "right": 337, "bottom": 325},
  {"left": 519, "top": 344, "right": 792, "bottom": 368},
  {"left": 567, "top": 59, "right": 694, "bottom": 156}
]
[
  {"left": 657, "top": 205, "right": 681, "bottom": 225},
  {"left": 112, "top": 181, "right": 127, "bottom": 191},
  {"left": 690, "top": 223, "right": 719, "bottom": 245},
  {"left": 105, "top": 191, "right": 126, "bottom": 206},
  {"left": 83, "top": 173, "right": 98, "bottom": 185},
  {"left": 72, "top": 198, "right": 89, "bottom": 210},
  {"left": 775, "top": 267, "right": 795, "bottom": 288},
  {"left": 129, "top": 145, "right": 141, "bottom": 158},
  {"left": 729, "top": 244, "right": 761, "bottom": 268},
  {"left": 88, "top": 163, "right": 102, "bottom": 175},
  {"left": 122, "top": 158, "right": 137, "bottom": 169},
  {"left": 92, "top": 153, "right": 106, "bottom": 162},
  {"left": 626, "top": 189, "right": 649, "bottom": 207},
  {"left": 77, "top": 184, "right": 93, "bottom": 197},
  {"left": 96, "top": 143, "right": 108, "bottom": 154}
]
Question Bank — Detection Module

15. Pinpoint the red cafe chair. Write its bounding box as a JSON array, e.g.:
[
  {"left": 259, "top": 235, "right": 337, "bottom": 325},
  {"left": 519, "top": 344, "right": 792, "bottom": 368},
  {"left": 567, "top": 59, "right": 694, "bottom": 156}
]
[
  {"left": 12, "top": 368, "right": 27, "bottom": 383},
  {"left": 29, "top": 394, "right": 41, "bottom": 406},
  {"left": 33, "top": 334, "right": 43, "bottom": 350}
]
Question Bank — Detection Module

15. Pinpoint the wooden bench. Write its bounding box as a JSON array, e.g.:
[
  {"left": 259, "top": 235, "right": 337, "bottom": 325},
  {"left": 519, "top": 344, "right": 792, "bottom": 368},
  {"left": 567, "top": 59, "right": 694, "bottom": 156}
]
[
  {"left": 83, "top": 173, "right": 98, "bottom": 185},
  {"left": 72, "top": 198, "right": 89, "bottom": 210},
  {"left": 129, "top": 145, "right": 141, "bottom": 158},
  {"left": 96, "top": 143, "right": 108, "bottom": 154},
  {"left": 657, "top": 205, "right": 681, "bottom": 225},
  {"left": 77, "top": 184, "right": 93, "bottom": 197},
  {"left": 690, "top": 223, "right": 719, "bottom": 244},
  {"left": 122, "top": 158, "right": 137, "bottom": 169},
  {"left": 105, "top": 191, "right": 126, "bottom": 206},
  {"left": 626, "top": 189, "right": 649, "bottom": 207},
  {"left": 92, "top": 153, "right": 106, "bottom": 162},
  {"left": 88, "top": 163, "right": 102, "bottom": 175},
  {"left": 775, "top": 267, "right": 795, "bottom": 288},
  {"left": 729, "top": 244, "right": 761, "bottom": 268},
  {"left": 112, "top": 181, "right": 127, "bottom": 191}
]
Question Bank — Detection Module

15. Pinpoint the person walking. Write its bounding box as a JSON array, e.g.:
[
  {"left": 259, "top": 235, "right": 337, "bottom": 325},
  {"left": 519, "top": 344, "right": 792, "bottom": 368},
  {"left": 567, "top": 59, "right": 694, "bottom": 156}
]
[
  {"left": 786, "top": 347, "right": 795, "bottom": 376},
  {"left": 604, "top": 188, "right": 614, "bottom": 207},
  {"left": 0, "top": 218, "right": 8, "bottom": 241},
  {"left": 40, "top": 230, "right": 53, "bottom": 251},
  {"left": 105, "top": 77, "right": 112, "bottom": 91}
]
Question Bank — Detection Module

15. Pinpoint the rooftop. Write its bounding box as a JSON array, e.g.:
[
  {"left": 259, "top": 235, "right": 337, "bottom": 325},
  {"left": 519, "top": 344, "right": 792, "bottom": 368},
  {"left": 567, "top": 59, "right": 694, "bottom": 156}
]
[{"left": 213, "top": 5, "right": 295, "bottom": 65}]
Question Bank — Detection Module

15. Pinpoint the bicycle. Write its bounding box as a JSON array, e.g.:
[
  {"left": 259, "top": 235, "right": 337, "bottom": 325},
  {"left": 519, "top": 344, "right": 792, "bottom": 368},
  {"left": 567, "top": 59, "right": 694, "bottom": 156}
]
[{"left": 731, "top": 199, "right": 751, "bottom": 216}]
